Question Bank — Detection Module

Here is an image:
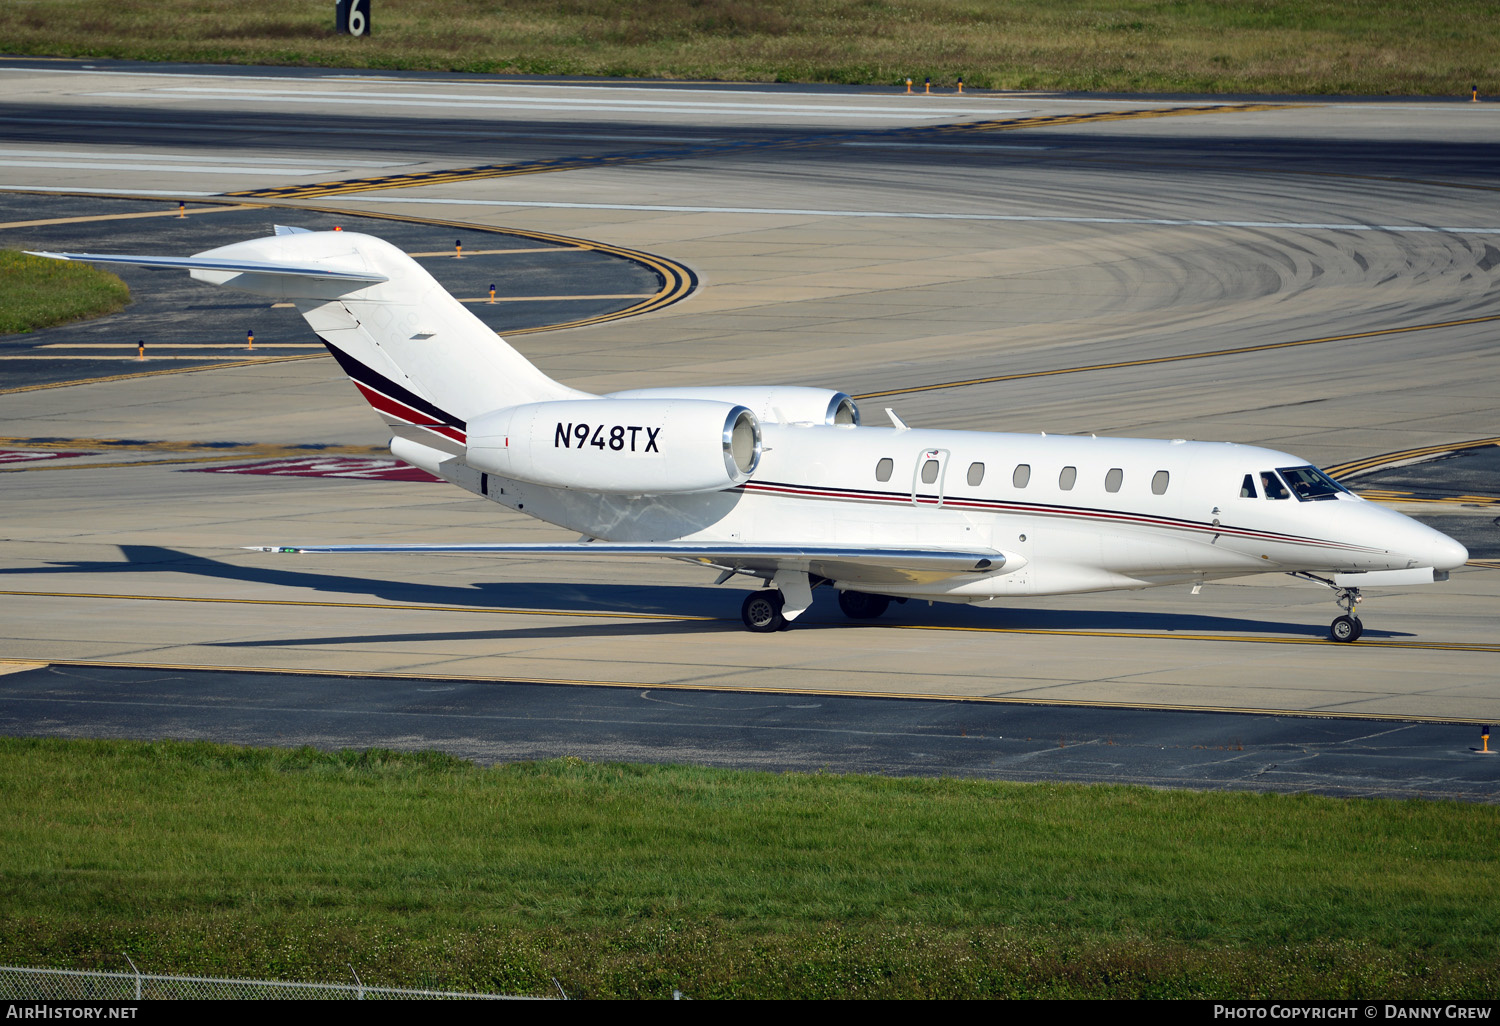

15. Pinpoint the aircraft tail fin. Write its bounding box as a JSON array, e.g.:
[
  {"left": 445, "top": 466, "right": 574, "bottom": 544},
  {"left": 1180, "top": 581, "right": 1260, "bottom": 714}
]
[{"left": 29, "top": 231, "right": 587, "bottom": 442}]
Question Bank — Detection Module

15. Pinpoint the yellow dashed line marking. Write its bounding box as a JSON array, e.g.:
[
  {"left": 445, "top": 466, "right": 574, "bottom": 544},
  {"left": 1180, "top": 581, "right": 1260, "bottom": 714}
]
[
  {"left": 0, "top": 590, "right": 710, "bottom": 622},
  {"left": 0, "top": 196, "right": 697, "bottom": 390},
  {"left": 225, "top": 104, "right": 1298, "bottom": 200},
  {"left": 404, "top": 247, "right": 579, "bottom": 257},
  {"left": 0, "top": 353, "right": 324, "bottom": 395},
  {"left": 239, "top": 203, "right": 698, "bottom": 334},
  {"left": 0, "top": 205, "right": 257, "bottom": 230},
  {"left": 39, "top": 343, "right": 321, "bottom": 349},
  {"left": 940, "top": 103, "right": 1304, "bottom": 135},
  {"left": 1356, "top": 490, "right": 1500, "bottom": 507},
  {"left": 459, "top": 293, "right": 656, "bottom": 304},
  {"left": 0, "top": 354, "right": 309, "bottom": 361},
  {"left": 0, "top": 661, "right": 47, "bottom": 676}
]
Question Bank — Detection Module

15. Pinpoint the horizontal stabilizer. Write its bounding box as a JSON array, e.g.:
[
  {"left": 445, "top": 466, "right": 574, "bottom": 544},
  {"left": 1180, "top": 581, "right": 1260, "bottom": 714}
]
[
  {"left": 25, "top": 250, "right": 388, "bottom": 285},
  {"left": 248, "top": 541, "right": 1010, "bottom": 585}
]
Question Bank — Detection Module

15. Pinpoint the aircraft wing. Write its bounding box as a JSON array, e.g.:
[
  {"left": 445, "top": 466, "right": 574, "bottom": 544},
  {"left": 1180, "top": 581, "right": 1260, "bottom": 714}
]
[
  {"left": 248, "top": 542, "right": 1007, "bottom": 586},
  {"left": 25, "top": 250, "right": 389, "bottom": 284}
]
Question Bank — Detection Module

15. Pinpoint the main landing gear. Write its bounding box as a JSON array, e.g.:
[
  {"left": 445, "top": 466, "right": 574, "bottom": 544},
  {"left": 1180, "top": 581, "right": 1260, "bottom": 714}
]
[
  {"left": 738, "top": 578, "right": 896, "bottom": 632},
  {"left": 1291, "top": 572, "right": 1364, "bottom": 643},
  {"left": 837, "top": 590, "right": 890, "bottom": 620},
  {"left": 741, "top": 590, "right": 789, "bottom": 633}
]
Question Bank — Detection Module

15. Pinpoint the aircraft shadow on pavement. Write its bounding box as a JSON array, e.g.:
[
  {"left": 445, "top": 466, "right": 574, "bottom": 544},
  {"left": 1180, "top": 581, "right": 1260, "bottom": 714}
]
[{"left": 1, "top": 544, "right": 1407, "bottom": 641}]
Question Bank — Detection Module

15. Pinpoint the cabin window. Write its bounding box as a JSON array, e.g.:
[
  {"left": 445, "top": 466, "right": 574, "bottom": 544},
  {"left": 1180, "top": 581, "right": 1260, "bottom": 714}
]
[
  {"left": 1260, "top": 470, "right": 1290, "bottom": 500},
  {"left": 1059, "top": 466, "right": 1077, "bottom": 490},
  {"left": 1013, "top": 464, "right": 1031, "bottom": 488},
  {"left": 875, "top": 458, "right": 893, "bottom": 482},
  {"left": 921, "top": 459, "right": 940, "bottom": 484},
  {"left": 1240, "top": 474, "right": 1257, "bottom": 498},
  {"left": 1105, "top": 468, "right": 1123, "bottom": 493},
  {"left": 1152, "top": 470, "right": 1170, "bottom": 495},
  {"left": 967, "top": 462, "right": 985, "bottom": 486}
]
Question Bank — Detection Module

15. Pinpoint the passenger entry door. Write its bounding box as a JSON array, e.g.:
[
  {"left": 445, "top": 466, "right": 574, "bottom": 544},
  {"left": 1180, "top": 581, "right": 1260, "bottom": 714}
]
[{"left": 911, "top": 448, "right": 950, "bottom": 506}]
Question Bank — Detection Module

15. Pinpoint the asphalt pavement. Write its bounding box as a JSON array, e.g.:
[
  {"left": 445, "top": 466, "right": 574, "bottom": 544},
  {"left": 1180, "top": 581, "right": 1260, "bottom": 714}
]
[{"left": 4, "top": 662, "right": 1494, "bottom": 801}]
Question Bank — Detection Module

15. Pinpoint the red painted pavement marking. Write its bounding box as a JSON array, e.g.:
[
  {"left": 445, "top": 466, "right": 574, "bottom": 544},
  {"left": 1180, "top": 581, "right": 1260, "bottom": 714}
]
[
  {"left": 184, "top": 457, "right": 441, "bottom": 482},
  {"left": 0, "top": 450, "right": 90, "bottom": 463}
]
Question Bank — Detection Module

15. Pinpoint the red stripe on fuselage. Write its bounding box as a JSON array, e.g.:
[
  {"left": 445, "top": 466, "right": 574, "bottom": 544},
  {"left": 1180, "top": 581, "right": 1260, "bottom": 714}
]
[{"left": 738, "top": 480, "right": 1377, "bottom": 554}]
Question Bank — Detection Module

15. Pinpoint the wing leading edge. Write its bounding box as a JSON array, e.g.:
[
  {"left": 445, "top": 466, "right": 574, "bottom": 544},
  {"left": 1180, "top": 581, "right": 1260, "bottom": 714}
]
[
  {"left": 25, "top": 251, "right": 389, "bottom": 284},
  {"left": 248, "top": 542, "right": 1008, "bottom": 586}
]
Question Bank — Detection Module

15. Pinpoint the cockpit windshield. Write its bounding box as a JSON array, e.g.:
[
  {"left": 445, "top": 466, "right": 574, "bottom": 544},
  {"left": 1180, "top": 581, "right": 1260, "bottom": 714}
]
[{"left": 1276, "top": 465, "right": 1351, "bottom": 501}]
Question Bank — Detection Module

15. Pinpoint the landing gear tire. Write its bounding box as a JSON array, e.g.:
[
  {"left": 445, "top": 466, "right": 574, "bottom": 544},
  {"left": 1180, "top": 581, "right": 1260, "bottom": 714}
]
[
  {"left": 1290, "top": 574, "right": 1368, "bottom": 644},
  {"left": 837, "top": 590, "right": 890, "bottom": 620},
  {"left": 1329, "top": 615, "right": 1363, "bottom": 643},
  {"left": 741, "top": 590, "right": 786, "bottom": 633}
]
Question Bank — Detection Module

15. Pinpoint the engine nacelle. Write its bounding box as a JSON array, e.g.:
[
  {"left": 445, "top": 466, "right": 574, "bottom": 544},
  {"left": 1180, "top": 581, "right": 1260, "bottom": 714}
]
[
  {"left": 605, "top": 386, "right": 859, "bottom": 426},
  {"left": 465, "top": 398, "right": 761, "bottom": 494}
]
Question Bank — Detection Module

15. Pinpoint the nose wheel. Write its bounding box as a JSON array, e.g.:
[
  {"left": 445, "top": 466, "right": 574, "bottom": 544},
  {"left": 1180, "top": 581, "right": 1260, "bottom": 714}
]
[
  {"left": 1329, "top": 614, "right": 1363, "bottom": 643},
  {"left": 1290, "top": 572, "right": 1365, "bottom": 643},
  {"left": 1327, "top": 584, "right": 1364, "bottom": 642}
]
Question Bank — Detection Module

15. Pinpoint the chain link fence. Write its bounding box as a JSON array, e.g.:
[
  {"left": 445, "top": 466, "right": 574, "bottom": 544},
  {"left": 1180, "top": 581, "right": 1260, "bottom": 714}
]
[{"left": 0, "top": 964, "right": 543, "bottom": 1000}]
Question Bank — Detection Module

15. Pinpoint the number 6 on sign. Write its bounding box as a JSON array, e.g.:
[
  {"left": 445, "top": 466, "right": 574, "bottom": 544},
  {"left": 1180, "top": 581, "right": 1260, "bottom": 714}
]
[{"left": 337, "top": 0, "right": 371, "bottom": 37}]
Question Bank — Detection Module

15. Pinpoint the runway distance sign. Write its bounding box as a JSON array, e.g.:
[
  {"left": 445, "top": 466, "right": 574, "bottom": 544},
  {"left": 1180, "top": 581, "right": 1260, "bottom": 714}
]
[{"left": 336, "top": 0, "right": 371, "bottom": 37}]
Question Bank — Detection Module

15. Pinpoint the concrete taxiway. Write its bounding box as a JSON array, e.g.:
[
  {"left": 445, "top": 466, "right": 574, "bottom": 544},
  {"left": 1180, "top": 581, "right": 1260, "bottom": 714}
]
[{"left": 1, "top": 59, "right": 1497, "bottom": 790}]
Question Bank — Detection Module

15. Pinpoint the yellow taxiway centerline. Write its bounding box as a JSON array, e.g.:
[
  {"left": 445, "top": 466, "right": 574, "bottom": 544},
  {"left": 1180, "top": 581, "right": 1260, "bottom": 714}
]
[
  {"left": 0, "top": 205, "right": 259, "bottom": 230},
  {"left": 1325, "top": 437, "right": 1500, "bottom": 478}
]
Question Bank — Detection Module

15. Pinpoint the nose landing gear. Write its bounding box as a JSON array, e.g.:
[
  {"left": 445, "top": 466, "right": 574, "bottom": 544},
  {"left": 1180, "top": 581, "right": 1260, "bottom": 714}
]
[
  {"left": 1290, "top": 572, "right": 1364, "bottom": 642},
  {"left": 1327, "top": 586, "right": 1364, "bottom": 642},
  {"left": 1329, "top": 610, "right": 1363, "bottom": 643}
]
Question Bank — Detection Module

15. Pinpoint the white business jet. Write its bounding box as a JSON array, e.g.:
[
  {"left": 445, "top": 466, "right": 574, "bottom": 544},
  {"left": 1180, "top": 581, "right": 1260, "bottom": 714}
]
[{"left": 32, "top": 229, "right": 1468, "bottom": 640}]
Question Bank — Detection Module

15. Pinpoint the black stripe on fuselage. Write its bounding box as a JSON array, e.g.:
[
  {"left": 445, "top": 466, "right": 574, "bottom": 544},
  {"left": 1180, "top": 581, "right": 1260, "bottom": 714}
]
[{"left": 739, "top": 479, "right": 1379, "bottom": 554}]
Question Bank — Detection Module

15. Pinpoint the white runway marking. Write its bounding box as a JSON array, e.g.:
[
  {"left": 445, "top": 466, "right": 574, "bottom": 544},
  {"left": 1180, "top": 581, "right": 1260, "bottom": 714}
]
[
  {"left": 0, "top": 159, "right": 339, "bottom": 175},
  {"left": 128, "top": 87, "right": 1014, "bottom": 119},
  {"left": 346, "top": 196, "right": 1500, "bottom": 235},
  {"left": 0, "top": 114, "right": 722, "bottom": 144},
  {"left": 0, "top": 187, "right": 217, "bottom": 196},
  {"left": 3, "top": 148, "right": 401, "bottom": 167},
  {"left": 0, "top": 66, "right": 1208, "bottom": 107}
]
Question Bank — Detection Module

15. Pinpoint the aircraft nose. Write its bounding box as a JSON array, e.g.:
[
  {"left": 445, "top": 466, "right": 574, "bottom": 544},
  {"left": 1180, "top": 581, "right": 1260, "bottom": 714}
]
[
  {"left": 1427, "top": 532, "right": 1470, "bottom": 570},
  {"left": 1402, "top": 520, "right": 1469, "bottom": 570}
]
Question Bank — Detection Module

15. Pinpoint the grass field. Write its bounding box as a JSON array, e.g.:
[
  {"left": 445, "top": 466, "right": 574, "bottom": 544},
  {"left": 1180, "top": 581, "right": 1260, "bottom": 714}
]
[
  {"left": 0, "top": 251, "right": 130, "bottom": 336},
  {"left": 1, "top": 1, "right": 1497, "bottom": 95},
  {"left": 1, "top": 738, "right": 1496, "bottom": 998}
]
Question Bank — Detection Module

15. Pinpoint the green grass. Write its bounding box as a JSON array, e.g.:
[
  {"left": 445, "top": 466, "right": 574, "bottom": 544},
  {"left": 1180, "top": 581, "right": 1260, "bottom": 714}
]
[
  {"left": 1, "top": 738, "right": 1496, "bottom": 998},
  {"left": 0, "top": 251, "right": 131, "bottom": 336},
  {"left": 1, "top": 1, "right": 1497, "bottom": 95}
]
